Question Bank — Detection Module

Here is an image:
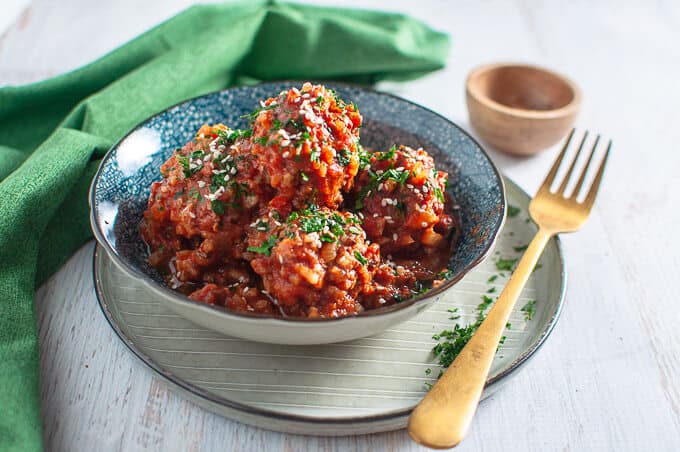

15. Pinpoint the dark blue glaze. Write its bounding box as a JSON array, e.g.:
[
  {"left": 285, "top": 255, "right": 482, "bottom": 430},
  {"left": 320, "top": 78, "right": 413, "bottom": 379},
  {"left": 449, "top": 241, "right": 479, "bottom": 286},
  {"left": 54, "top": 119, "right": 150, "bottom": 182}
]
[{"left": 90, "top": 82, "right": 505, "bottom": 311}]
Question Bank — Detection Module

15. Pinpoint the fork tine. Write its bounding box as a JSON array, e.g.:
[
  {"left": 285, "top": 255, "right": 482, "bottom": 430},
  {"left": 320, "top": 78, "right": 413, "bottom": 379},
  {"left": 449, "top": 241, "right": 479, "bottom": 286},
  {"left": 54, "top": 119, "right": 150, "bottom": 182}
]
[
  {"left": 583, "top": 140, "right": 611, "bottom": 208},
  {"left": 557, "top": 131, "right": 588, "bottom": 194},
  {"left": 538, "top": 128, "right": 574, "bottom": 194},
  {"left": 570, "top": 134, "right": 600, "bottom": 199}
]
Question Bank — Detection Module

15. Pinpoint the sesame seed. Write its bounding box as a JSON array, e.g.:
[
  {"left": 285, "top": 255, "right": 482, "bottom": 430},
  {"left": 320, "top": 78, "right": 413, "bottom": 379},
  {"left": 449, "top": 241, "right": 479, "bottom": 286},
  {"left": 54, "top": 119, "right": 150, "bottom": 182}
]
[
  {"left": 393, "top": 233, "right": 398, "bottom": 241},
  {"left": 421, "top": 222, "right": 428, "bottom": 228},
  {"left": 282, "top": 151, "right": 290, "bottom": 158},
  {"left": 278, "top": 255, "right": 283, "bottom": 264},
  {"left": 197, "top": 181, "right": 206, "bottom": 188}
]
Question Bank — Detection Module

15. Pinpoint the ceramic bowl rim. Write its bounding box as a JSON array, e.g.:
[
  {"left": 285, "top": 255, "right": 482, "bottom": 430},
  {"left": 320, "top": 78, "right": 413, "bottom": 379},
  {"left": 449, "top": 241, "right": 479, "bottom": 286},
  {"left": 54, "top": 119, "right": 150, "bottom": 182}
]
[
  {"left": 466, "top": 63, "right": 582, "bottom": 120},
  {"left": 88, "top": 81, "right": 506, "bottom": 325}
]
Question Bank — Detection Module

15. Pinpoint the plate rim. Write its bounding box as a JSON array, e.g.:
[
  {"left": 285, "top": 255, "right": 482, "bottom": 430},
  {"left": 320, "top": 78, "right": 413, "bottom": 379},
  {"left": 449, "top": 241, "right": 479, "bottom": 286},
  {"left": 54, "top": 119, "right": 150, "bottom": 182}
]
[
  {"left": 88, "top": 80, "right": 507, "bottom": 325},
  {"left": 92, "top": 176, "right": 566, "bottom": 428}
]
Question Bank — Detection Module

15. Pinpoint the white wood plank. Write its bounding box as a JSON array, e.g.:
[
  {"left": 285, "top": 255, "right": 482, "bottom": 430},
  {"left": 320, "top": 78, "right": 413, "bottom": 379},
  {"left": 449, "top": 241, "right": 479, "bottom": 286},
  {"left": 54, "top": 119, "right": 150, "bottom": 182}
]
[{"left": 1, "top": 0, "right": 679, "bottom": 450}]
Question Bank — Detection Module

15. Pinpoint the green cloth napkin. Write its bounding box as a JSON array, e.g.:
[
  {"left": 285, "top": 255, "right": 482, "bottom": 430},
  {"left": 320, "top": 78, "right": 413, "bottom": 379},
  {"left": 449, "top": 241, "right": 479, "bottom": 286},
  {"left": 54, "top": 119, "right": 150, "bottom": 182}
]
[{"left": 0, "top": 1, "right": 448, "bottom": 449}]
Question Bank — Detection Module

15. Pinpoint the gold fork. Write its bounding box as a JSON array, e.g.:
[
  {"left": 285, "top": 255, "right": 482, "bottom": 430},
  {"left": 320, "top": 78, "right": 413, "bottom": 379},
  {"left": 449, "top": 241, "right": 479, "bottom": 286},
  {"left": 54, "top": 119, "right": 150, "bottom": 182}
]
[{"left": 407, "top": 129, "right": 611, "bottom": 449}]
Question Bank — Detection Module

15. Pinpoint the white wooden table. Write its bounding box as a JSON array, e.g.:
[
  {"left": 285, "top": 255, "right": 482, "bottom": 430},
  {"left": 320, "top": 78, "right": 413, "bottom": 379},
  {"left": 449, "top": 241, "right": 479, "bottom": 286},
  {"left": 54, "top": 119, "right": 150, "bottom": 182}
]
[{"left": 2, "top": 0, "right": 679, "bottom": 450}]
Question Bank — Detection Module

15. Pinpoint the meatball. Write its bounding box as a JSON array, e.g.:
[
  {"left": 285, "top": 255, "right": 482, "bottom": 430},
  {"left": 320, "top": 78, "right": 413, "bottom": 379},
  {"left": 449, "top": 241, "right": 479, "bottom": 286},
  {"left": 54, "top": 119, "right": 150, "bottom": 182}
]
[
  {"left": 247, "top": 82, "right": 362, "bottom": 209},
  {"left": 351, "top": 145, "right": 454, "bottom": 256},
  {"left": 246, "top": 206, "right": 379, "bottom": 318},
  {"left": 140, "top": 124, "right": 273, "bottom": 283}
]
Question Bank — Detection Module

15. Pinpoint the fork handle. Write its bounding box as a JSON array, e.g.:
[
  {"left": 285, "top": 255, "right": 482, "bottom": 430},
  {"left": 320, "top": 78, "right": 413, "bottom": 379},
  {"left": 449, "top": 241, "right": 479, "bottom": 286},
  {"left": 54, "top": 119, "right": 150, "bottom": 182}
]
[{"left": 408, "top": 227, "right": 554, "bottom": 449}]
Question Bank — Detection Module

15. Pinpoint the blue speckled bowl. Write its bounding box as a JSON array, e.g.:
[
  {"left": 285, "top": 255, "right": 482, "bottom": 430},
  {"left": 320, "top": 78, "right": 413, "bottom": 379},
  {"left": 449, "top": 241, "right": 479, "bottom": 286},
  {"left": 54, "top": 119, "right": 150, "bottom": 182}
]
[{"left": 89, "top": 82, "right": 505, "bottom": 344}]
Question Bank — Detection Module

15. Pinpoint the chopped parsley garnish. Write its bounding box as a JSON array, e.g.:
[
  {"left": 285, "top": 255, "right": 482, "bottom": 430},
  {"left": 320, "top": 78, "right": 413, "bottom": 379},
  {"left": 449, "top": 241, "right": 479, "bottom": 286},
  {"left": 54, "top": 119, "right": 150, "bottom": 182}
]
[
  {"left": 300, "top": 171, "right": 309, "bottom": 182},
  {"left": 328, "top": 89, "right": 345, "bottom": 107},
  {"left": 354, "top": 251, "right": 368, "bottom": 265},
  {"left": 191, "top": 150, "right": 205, "bottom": 160},
  {"left": 337, "top": 149, "right": 351, "bottom": 166},
  {"left": 310, "top": 147, "right": 320, "bottom": 162},
  {"left": 496, "top": 258, "right": 518, "bottom": 271},
  {"left": 253, "top": 219, "right": 269, "bottom": 231},
  {"left": 414, "top": 280, "right": 431, "bottom": 296},
  {"left": 447, "top": 307, "right": 461, "bottom": 320},
  {"left": 477, "top": 295, "right": 494, "bottom": 320},
  {"left": 381, "top": 168, "right": 410, "bottom": 185},
  {"left": 429, "top": 294, "right": 512, "bottom": 375},
  {"left": 487, "top": 275, "right": 498, "bottom": 283},
  {"left": 285, "top": 118, "right": 305, "bottom": 131},
  {"left": 210, "top": 200, "right": 225, "bottom": 215},
  {"left": 507, "top": 205, "right": 521, "bottom": 218},
  {"left": 187, "top": 187, "right": 201, "bottom": 199},
  {"left": 176, "top": 153, "right": 201, "bottom": 178},
  {"left": 210, "top": 173, "right": 228, "bottom": 193},
  {"left": 437, "top": 269, "right": 454, "bottom": 279},
  {"left": 316, "top": 95, "right": 324, "bottom": 104},
  {"left": 357, "top": 142, "right": 371, "bottom": 169},
  {"left": 254, "top": 136, "right": 268, "bottom": 146},
  {"left": 247, "top": 236, "right": 277, "bottom": 256},
  {"left": 521, "top": 300, "right": 536, "bottom": 321},
  {"left": 354, "top": 166, "right": 410, "bottom": 209},
  {"left": 487, "top": 287, "right": 496, "bottom": 293},
  {"left": 433, "top": 185, "right": 445, "bottom": 203},
  {"left": 286, "top": 205, "right": 359, "bottom": 244},
  {"left": 513, "top": 244, "right": 528, "bottom": 253},
  {"left": 241, "top": 104, "right": 278, "bottom": 122},
  {"left": 432, "top": 323, "right": 479, "bottom": 369},
  {"left": 215, "top": 128, "right": 253, "bottom": 145},
  {"left": 376, "top": 145, "right": 396, "bottom": 161}
]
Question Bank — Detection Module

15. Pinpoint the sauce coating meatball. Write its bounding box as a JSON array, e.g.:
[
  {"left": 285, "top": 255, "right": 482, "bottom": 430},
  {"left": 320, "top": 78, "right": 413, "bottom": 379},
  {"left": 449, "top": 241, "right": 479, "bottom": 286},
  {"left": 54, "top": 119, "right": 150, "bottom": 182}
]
[
  {"left": 140, "top": 124, "right": 272, "bottom": 283},
  {"left": 246, "top": 206, "right": 378, "bottom": 317},
  {"left": 351, "top": 145, "right": 454, "bottom": 256},
  {"left": 248, "top": 82, "right": 362, "bottom": 209}
]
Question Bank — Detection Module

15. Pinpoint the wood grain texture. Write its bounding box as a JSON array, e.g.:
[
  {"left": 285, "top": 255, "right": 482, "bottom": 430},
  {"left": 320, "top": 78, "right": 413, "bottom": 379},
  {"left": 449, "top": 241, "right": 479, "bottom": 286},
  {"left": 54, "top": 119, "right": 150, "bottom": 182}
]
[{"left": 2, "top": 0, "right": 680, "bottom": 450}]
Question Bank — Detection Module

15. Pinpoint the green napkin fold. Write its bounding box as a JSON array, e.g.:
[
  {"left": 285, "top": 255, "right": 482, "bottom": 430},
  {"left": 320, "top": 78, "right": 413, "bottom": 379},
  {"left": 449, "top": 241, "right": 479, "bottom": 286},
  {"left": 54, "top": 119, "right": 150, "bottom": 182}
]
[{"left": 0, "top": 1, "right": 448, "bottom": 449}]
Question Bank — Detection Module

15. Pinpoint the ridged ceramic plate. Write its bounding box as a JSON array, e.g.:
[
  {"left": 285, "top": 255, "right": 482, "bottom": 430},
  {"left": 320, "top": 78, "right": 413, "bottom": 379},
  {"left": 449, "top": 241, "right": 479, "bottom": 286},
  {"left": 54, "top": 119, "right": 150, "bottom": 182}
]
[{"left": 94, "top": 177, "right": 565, "bottom": 435}]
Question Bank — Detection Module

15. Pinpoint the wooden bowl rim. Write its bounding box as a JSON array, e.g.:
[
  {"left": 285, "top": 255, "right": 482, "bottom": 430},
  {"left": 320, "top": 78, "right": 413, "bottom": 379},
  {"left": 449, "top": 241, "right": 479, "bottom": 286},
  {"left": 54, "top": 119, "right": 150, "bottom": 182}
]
[{"left": 466, "top": 63, "right": 581, "bottom": 120}]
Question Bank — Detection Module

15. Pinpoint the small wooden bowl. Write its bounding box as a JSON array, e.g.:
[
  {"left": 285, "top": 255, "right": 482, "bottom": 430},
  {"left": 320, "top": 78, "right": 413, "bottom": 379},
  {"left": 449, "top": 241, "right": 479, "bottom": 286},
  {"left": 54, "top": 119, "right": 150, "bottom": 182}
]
[{"left": 466, "top": 63, "right": 581, "bottom": 155}]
